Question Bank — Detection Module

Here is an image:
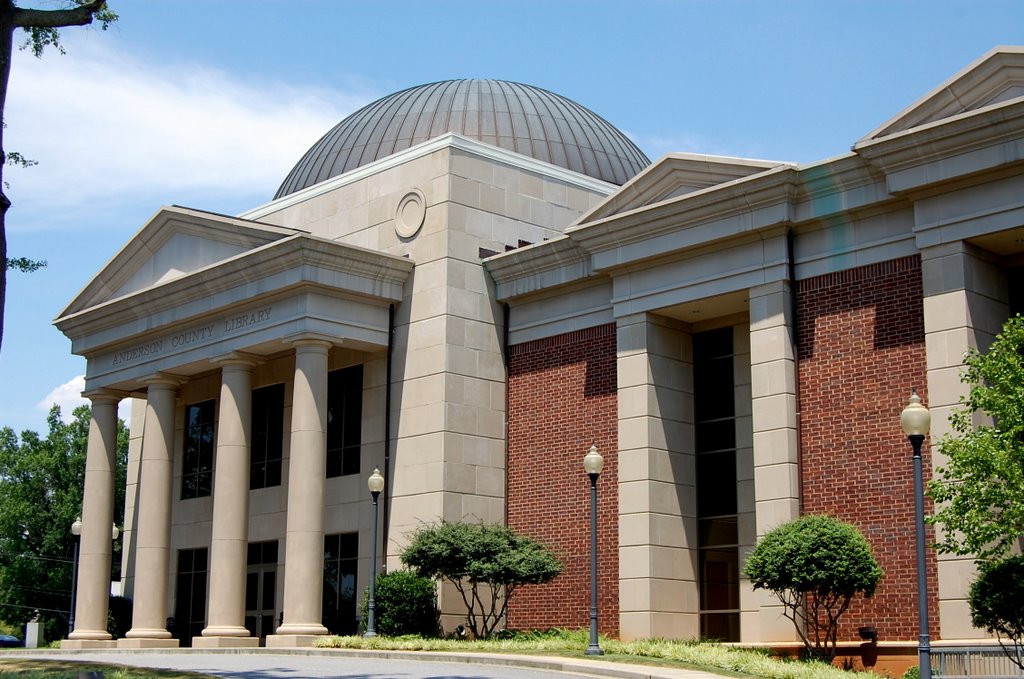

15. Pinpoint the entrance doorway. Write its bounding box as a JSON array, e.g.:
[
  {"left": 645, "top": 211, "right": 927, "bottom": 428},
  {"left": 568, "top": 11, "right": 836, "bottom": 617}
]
[{"left": 245, "top": 541, "right": 278, "bottom": 642}]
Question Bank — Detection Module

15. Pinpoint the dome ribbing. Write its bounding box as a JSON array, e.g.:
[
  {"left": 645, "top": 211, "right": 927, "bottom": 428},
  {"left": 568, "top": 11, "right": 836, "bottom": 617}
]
[{"left": 276, "top": 79, "right": 650, "bottom": 198}]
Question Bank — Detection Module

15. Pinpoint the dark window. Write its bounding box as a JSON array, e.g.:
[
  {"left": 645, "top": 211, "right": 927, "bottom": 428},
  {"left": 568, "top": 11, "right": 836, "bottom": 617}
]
[
  {"left": 250, "top": 384, "right": 284, "bottom": 490},
  {"left": 182, "top": 400, "right": 215, "bottom": 499},
  {"left": 174, "top": 547, "right": 208, "bottom": 646},
  {"left": 323, "top": 533, "right": 359, "bottom": 635},
  {"left": 693, "top": 327, "right": 740, "bottom": 642},
  {"left": 326, "top": 365, "right": 363, "bottom": 478}
]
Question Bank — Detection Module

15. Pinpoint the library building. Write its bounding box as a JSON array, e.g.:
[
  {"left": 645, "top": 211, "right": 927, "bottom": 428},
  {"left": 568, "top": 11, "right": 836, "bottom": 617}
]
[{"left": 56, "top": 47, "right": 1024, "bottom": 660}]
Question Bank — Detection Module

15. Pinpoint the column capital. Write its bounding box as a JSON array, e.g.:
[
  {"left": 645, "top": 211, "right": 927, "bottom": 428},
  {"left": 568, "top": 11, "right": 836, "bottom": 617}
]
[
  {"left": 213, "top": 351, "right": 262, "bottom": 368},
  {"left": 283, "top": 332, "right": 336, "bottom": 351},
  {"left": 82, "top": 388, "right": 127, "bottom": 406},
  {"left": 142, "top": 372, "right": 185, "bottom": 389}
]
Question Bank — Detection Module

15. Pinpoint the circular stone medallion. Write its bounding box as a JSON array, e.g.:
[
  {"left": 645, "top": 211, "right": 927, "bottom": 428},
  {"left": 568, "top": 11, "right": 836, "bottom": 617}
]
[{"left": 395, "top": 190, "right": 426, "bottom": 239}]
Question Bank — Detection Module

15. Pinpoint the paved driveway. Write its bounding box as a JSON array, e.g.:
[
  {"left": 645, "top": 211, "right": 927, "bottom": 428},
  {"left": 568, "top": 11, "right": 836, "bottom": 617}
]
[{"left": 8, "top": 649, "right": 721, "bottom": 679}]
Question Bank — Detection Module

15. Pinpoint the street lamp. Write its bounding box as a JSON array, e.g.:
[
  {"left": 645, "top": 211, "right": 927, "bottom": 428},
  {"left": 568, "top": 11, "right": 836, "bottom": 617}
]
[
  {"left": 69, "top": 517, "right": 82, "bottom": 633},
  {"left": 69, "top": 519, "right": 119, "bottom": 635},
  {"left": 901, "top": 390, "right": 932, "bottom": 679},
  {"left": 583, "top": 445, "right": 604, "bottom": 656},
  {"left": 365, "top": 467, "right": 385, "bottom": 638}
]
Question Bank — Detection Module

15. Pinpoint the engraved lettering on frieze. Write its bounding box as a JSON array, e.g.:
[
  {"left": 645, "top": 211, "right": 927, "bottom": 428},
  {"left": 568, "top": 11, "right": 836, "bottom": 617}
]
[
  {"left": 111, "top": 340, "right": 164, "bottom": 366},
  {"left": 170, "top": 324, "right": 216, "bottom": 349},
  {"left": 222, "top": 307, "right": 272, "bottom": 334}
]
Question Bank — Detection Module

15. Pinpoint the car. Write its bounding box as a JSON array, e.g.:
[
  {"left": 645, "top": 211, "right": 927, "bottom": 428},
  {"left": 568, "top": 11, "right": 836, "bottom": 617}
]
[{"left": 0, "top": 634, "right": 21, "bottom": 648}]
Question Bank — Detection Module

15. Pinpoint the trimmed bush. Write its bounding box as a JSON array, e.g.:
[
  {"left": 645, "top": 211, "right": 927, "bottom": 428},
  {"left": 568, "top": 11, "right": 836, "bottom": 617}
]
[
  {"left": 968, "top": 555, "right": 1024, "bottom": 669},
  {"left": 360, "top": 570, "right": 438, "bottom": 637},
  {"left": 744, "top": 514, "right": 882, "bottom": 661}
]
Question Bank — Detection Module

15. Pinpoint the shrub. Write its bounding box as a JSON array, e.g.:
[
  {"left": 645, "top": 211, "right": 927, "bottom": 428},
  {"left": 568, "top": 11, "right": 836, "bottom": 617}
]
[
  {"left": 401, "top": 521, "right": 562, "bottom": 639},
  {"left": 968, "top": 555, "right": 1024, "bottom": 670},
  {"left": 360, "top": 570, "right": 438, "bottom": 637},
  {"left": 744, "top": 514, "right": 883, "bottom": 661},
  {"left": 107, "top": 595, "right": 133, "bottom": 639}
]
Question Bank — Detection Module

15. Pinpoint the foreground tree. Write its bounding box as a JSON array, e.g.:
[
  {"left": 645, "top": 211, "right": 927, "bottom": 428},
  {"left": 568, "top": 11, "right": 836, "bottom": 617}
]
[
  {"left": 744, "top": 514, "right": 883, "bottom": 661},
  {"left": 0, "top": 0, "right": 116, "bottom": 354},
  {"left": 969, "top": 556, "right": 1024, "bottom": 670},
  {"left": 0, "top": 405, "right": 128, "bottom": 640},
  {"left": 928, "top": 314, "right": 1024, "bottom": 560},
  {"left": 400, "top": 521, "right": 562, "bottom": 639}
]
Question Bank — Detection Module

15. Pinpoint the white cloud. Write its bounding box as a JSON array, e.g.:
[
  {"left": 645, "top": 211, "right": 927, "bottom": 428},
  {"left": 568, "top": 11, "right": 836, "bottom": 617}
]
[
  {"left": 37, "top": 375, "right": 88, "bottom": 419},
  {"left": 38, "top": 375, "right": 132, "bottom": 424},
  {"left": 4, "top": 37, "right": 375, "bottom": 228}
]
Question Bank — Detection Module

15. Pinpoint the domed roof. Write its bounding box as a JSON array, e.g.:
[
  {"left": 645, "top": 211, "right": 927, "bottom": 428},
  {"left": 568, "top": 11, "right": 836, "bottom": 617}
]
[{"left": 275, "top": 79, "right": 650, "bottom": 198}]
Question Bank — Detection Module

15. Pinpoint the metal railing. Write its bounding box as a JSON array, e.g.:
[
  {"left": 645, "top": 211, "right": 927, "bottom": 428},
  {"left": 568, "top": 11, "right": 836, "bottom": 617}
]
[{"left": 934, "top": 646, "right": 1024, "bottom": 679}]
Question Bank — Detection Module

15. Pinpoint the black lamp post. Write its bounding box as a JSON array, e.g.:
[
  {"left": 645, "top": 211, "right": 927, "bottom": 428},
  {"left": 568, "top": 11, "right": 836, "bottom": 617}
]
[
  {"left": 583, "top": 445, "right": 604, "bottom": 656},
  {"left": 69, "top": 517, "right": 82, "bottom": 633},
  {"left": 365, "top": 467, "right": 385, "bottom": 638},
  {"left": 901, "top": 390, "right": 932, "bottom": 679}
]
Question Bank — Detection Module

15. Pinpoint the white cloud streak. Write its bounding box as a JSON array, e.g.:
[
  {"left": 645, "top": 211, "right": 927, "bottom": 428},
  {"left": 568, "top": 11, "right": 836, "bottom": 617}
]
[
  {"left": 37, "top": 375, "right": 131, "bottom": 424},
  {"left": 4, "top": 37, "right": 374, "bottom": 228}
]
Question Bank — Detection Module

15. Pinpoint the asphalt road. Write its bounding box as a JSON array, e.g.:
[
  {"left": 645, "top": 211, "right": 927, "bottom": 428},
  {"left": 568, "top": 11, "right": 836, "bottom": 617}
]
[{"left": 9, "top": 649, "right": 716, "bottom": 679}]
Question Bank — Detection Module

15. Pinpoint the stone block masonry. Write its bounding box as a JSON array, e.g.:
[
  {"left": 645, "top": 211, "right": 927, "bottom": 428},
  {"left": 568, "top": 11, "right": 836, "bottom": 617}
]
[
  {"left": 507, "top": 323, "right": 618, "bottom": 635},
  {"left": 796, "top": 255, "right": 938, "bottom": 643}
]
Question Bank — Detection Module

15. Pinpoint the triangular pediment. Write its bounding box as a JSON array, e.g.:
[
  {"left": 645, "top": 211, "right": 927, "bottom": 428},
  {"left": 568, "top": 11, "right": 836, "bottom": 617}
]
[
  {"left": 60, "top": 206, "right": 302, "bottom": 316},
  {"left": 863, "top": 46, "right": 1024, "bottom": 141},
  {"left": 577, "top": 153, "right": 783, "bottom": 224}
]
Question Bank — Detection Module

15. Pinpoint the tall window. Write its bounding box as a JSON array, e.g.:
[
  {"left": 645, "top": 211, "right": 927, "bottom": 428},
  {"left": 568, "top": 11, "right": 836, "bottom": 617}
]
[
  {"left": 174, "top": 547, "right": 208, "bottom": 646},
  {"left": 250, "top": 384, "right": 284, "bottom": 490},
  {"left": 245, "top": 540, "right": 278, "bottom": 639},
  {"left": 323, "top": 532, "right": 359, "bottom": 635},
  {"left": 326, "top": 365, "right": 363, "bottom": 478},
  {"left": 694, "top": 327, "right": 740, "bottom": 641},
  {"left": 182, "top": 400, "right": 215, "bottom": 499}
]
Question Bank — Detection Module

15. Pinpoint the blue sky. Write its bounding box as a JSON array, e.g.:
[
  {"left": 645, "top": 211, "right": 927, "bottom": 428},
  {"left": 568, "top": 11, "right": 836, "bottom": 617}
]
[{"left": 1, "top": 0, "right": 1022, "bottom": 433}]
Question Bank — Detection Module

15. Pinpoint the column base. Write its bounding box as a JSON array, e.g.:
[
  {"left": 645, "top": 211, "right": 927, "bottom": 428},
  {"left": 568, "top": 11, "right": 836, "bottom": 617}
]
[
  {"left": 61, "top": 639, "right": 118, "bottom": 649},
  {"left": 265, "top": 634, "right": 323, "bottom": 648},
  {"left": 193, "top": 635, "right": 260, "bottom": 648},
  {"left": 117, "top": 637, "right": 180, "bottom": 649}
]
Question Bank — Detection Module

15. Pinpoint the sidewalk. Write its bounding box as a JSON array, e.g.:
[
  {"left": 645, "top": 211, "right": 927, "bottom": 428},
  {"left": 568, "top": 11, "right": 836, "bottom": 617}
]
[{"left": 8, "top": 647, "right": 732, "bottom": 679}]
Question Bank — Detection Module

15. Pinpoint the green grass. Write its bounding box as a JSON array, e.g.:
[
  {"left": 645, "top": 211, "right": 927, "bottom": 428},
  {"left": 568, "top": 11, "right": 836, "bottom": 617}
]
[
  {"left": 313, "top": 630, "right": 872, "bottom": 679},
  {"left": 0, "top": 659, "right": 212, "bottom": 678},
  {"left": 315, "top": 628, "right": 865, "bottom": 679}
]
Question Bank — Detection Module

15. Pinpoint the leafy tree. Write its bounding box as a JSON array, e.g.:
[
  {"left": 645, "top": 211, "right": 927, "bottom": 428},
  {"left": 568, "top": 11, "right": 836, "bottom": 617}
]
[
  {"left": 0, "top": 404, "right": 128, "bottom": 640},
  {"left": 968, "top": 555, "right": 1024, "bottom": 669},
  {"left": 400, "top": 521, "right": 562, "bottom": 639},
  {"left": 359, "top": 570, "right": 438, "bottom": 637},
  {"left": 0, "top": 0, "right": 117, "bottom": 354},
  {"left": 928, "top": 314, "right": 1024, "bottom": 560},
  {"left": 744, "top": 514, "right": 883, "bottom": 661}
]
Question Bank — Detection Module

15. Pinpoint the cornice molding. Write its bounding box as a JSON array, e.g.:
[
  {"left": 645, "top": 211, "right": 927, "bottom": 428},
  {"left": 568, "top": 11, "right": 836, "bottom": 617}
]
[{"left": 55, "top": 234, "right": 413, "bottom": 340}]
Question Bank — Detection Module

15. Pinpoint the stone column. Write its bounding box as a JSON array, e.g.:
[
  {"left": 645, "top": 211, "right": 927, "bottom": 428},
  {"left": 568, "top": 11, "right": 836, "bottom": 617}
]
[
  {"left": 616, "top": 312, "right": 697, "bottom": 641},
  {"left": 197, "top": 356, "right": 259, "bottom": 647},
  {"left": 747, "top": 281, "right": 801, "bottom": 642},
  {"left": 269, "top": 338, "right": 331, "bottom": 646},
  {"left": 921, "top": 242, "right": 1008, "bottom": 639},
  {"left": 65, "top": 392, "right": 121, "bottom": 649},
  {"left": 121, "top": 376, "right": 180, "bottom": 648}
]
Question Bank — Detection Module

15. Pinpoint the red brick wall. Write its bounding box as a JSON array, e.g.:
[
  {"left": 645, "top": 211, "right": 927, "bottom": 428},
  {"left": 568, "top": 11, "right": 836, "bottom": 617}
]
[
  {"left": 797, "top": 255, "right": 938, "bottom": 643},
  {"left": 506, "top": 323, "right": 618, "bottom": 635}
]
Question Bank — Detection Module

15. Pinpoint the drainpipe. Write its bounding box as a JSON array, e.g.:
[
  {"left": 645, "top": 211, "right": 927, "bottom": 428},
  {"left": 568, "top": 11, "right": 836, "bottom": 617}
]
[
  {"left": 502, "top": 303, "right": 510, "bottom": 524},
  {"left": 382, "top": 304, "right": 394, "bottom": 563},
  {"left": 787, "top": 228, "right": 804, "bottom": 512}
]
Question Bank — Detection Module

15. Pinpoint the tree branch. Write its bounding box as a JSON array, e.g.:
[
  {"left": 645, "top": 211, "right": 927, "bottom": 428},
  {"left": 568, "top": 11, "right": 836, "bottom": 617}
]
[{"left": 12, "top": 1, "right": 106, "bottom": 29}]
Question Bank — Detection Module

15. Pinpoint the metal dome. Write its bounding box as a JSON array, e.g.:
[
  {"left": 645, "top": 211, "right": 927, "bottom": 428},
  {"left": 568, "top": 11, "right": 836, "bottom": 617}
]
[{"left": 275, "top": 79, "right": 650, "bottom": 198}]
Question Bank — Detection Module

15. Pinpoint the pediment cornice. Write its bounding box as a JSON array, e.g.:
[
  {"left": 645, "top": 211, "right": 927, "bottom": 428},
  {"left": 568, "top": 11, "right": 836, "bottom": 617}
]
[
  {"left": 854, "top": 97, "right": 1024, "bottom": 193},
  {"left": 61, "top": 206, "right": 303, "bottom": 316},
  {"left": 55, "top": 234, "right": 413, "bottom": 343}
]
